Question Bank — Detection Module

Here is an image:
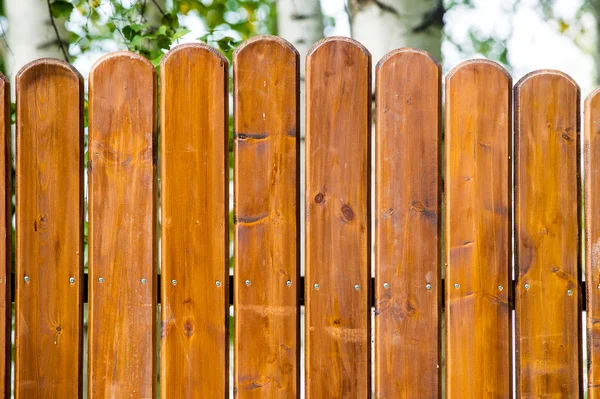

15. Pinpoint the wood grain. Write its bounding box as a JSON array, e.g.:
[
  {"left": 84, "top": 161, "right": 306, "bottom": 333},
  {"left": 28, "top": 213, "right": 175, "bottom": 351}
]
[
  {"left": 88, "top": 52, "right": 157, "bottom": 398},
  {"left": 587, "top": 86, "right": 600, "bottom": 399},
  {"left": 15, "top": 59, "right": 84, "bottom": 397},
  {"left": 374, "top": 48, "right": 441, "bottom": 399},
  {"left": 515, "top": 70, "right": 581, "bottom": 398},
  {"left": 444, "top": 59, "right": 512, "bottom": 398},
  {"left": 0, "top": 72, "right": 9, "bottom": 399},
  {"left": 233, "top": 36, "right": 299, "bottom": 398},
  {"left": 160, "top": 43, "right": 229, "bottom": 398},
  {"left": 305, "top": 36, "right": 371, "bottom": 398}
]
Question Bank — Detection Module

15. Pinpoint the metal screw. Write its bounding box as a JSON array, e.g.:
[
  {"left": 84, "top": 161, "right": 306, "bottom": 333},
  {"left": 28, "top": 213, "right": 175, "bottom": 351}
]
[
  {"left": 286, "top": 280, "right": 292, "bottom": 287},
  {"left": 69, "top": 277, "right": 75, "bottom": 284},
  {"left": 215, "top": 280, "right": 221, "bottom": 287},
  {"left": 140, "top": 278, "right": 147, "bottom": 285},
  {"left": 524, "top": 283, "right": 530, "bottom": 290},
  {"left": 454, "top": 283, "right": 460, "bottom": 289},
  {"left": 426, "top": 284, "right": 432, "bottom": 290},
  {"left": 567, "top": 289, "right": 573, "bottom": 296},
  {"left": 314, "top": 283, "right": 319, "bottom": 290},
  {"left": 171, "top": 279, "right": 177, "bottom": 286},
  {"left": 354, "top": 284, "right": 360, "bottom": 291},
  {"left": 598, "top": 284, "right": 600, "bottom": 291},
  {"left": 23, "top": 276, "right": 29, "bottom": 283},
  {"left": 498, "top": 285, "right": 503, "bottom": 291},
  {"left": 98, "top": 277, "right": 104, "bottom": 283},
  {"left": 245, "top": 280, "right": 251, "bottom": 286},
  {"left": 383, "top": 283, "right": 390, "bottom": 289}
]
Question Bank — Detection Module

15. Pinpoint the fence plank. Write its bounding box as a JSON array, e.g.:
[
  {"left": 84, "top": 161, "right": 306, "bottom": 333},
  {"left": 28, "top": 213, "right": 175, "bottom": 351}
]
[
  {"left": 233, "top": 37, "right": 299, "bottom": 398},
  {"left": 305, "top": 37, "right": 371, "bottom": 398},
  {"left": 15, "top": 60, "right": 84, "bottom": 397},
  {"left": 374, "top": 48, "right": 441, "bottom": 399},
  {"left": 587, "top": 87, "right": 600, "bottom": 398},
  {"left": 160, "top": 44, "right": 229, "bottom": 398},
  {"left": 515, "top": 70, "right": 581, "bottom": 397},
  {"left": 0, "top": 73, "right": 9, "bottom": 399},
  {"left": 445, "top": 60, "right": 512, "bottom": 397},
  {"left": 88, "top": 52, "right": 157, "bottom": 398}
]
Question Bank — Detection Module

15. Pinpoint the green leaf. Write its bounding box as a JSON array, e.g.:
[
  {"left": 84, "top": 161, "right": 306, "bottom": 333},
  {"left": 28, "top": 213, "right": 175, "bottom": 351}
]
[
  {"left": 172, "top": 28, "right": 190, "bottom": 41},
  {"left": 50, "top": 1, "right": 74, "bottom": 19}
]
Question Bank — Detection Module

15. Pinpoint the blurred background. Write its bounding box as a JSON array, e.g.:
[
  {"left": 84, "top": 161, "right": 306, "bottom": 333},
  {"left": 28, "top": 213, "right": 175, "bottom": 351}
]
[{"left": 0, "top": 0, "right": 597, "bottom": 94}]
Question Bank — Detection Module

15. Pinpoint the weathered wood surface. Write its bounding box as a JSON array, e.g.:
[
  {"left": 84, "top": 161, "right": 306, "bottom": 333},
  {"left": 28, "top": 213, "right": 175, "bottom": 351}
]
[
  {"left": 587, "top": 87, "right": 600, "bottom": 399},
  {"left": 160, "top": 43, "right": 229, "bottom": 398},
  {"left": 305, "top": 36, "right": 371, "bottom": 398},
  {"left": 15, "top": 59, "right": 84, "bottom": 397},
  {"left": 445, "top": 59, "right": 512, "bottom": 398},
  {"left": 0, "top": 73, "right": 9, "bottom": 399},
  {"left": 374, "top": 48, "right": 441, "bottom": 399},
  {"left": 515, "top": 70, "right": 581, "bottom": 398},
  {"left": 87, "top": 52, "right": 157, "bottom": 398},
  {"left": 233, "top": 36, "right": 299, "bottom": 398}
]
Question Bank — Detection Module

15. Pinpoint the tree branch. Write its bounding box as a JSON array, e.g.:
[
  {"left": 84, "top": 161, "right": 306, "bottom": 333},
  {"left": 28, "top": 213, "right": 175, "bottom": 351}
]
[{"left": 45, "top": 0, "right": 69, "bottom": 62}]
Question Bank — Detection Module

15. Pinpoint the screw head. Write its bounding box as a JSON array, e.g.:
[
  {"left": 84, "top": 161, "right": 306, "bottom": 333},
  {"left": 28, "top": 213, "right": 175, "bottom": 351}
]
[
  {"left": 454, "top": 283, "right": 460, "bottom": 289},
  {"left": 426, "top": 283, "right": 432, "bottom": 290},
  {"left": 98, "top": 277, "right": 104, "bottom": 283},
  {"left": 354, "top": 284, "right": 360, "bottom": 291},
  {"left": 597, "top": 284, "right": 600, "bottom": 291},
  {"left": 171, "top": 279, "right": 177, "bottom": 286},
  {"left": 140, "top": 278, "right": 147, "bottom": 285},
  {"left": 69, "top": 277, "right": 75, "bottom": 284},
  {"left": 383, "top": 283, "right": 390, "bottom": 289},
  {"left": 313, "top": 283, "right": 319, "bottom": 290},
  {"left": 286, "top": 280, "right": 292, "bottom": 287},
  {"left": 498, "top": 285, "right": 503, "bottom": 291},
  {"left": 524, "top": 283, "right": 530, "bottom": 290},
  {"left": 567, "top": 289, "right": 573, "bottom": 296},
  {"left": 215, "top": 280, "right": 221, "bottom": 287},
  {"left": 245, "top": 280, "right": 251, "bottom": 286},
  {"left": 23, "top": 276, "right": 29, "bottom": 283}
]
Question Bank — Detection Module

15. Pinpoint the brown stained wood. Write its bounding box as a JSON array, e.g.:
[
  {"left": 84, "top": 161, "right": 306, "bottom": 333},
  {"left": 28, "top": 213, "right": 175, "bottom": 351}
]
[
  {"left": 587, "top": 87, "right": 600, "bottom": 399},
  {"left": 445, "top": 60, "right": 512, "bottom": 398},
  {"left": 374, "top": 48, "right": 441, "bottom": 399},
  {"left": 0, "top": 73, "right": 9, "bottom": 399},
  {"left": 515, "top": 70, "right": 581, "bottom": 398},
  {"left": 15, "top": 60, "right": 84, "bottom": 397},
  {"left": 88, "top": 52, "right": 157, "bottom": 398},
  {"left": 160, "top": 44, "right": 229, "bottom": 398},
  {"left": 233, "top": 36, "right": 299, "bottom": 398},
  {"left": 305, "top": 36, "right": 371, "bottom": 398}
]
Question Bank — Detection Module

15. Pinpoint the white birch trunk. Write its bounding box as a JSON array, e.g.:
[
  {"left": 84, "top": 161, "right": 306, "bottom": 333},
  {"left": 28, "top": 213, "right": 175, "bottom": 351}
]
[
  {"left": 351, "top": 0, "right": 443, "bottom": 66},
  {"left": 5, "top": 0, "right": 69, "bottom": 79}
]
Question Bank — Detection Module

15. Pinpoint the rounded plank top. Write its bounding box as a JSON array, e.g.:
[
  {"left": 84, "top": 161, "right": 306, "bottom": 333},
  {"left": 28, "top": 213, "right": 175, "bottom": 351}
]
[
  {"left": 234, "top": 35, "right": 298, "bottom": 58},
  {"left": 162, "top": 42, "right": 228, "bottom": 68},
  {"left": 376, "top": 47, "right": 439, "bottom": 70}
]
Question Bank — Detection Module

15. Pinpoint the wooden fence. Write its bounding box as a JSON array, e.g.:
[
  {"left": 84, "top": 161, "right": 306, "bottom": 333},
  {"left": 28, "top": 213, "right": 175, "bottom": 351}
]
[{"left": 0, "top": 34, "right": 596, "bottom": 398}]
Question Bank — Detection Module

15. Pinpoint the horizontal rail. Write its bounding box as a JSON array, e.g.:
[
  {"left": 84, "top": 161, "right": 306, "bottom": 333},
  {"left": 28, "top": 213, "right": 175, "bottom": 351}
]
[{"left": 7, "top": 273, "right": 582, "bottom": 310}]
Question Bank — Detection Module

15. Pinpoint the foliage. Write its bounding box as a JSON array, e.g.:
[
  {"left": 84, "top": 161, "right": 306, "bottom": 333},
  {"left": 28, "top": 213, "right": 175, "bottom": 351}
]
[{"left": 55, "top": 0, "right": 277, "bottom": 66}]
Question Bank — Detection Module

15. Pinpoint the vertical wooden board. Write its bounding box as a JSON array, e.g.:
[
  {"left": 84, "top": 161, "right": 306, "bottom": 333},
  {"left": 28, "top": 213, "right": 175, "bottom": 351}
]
[
  {"left": 515, "top": 71, "right": 581, "bottom": 397},
  {"left": 0, "top": 74, "right": 9, "bottom": 399},
  {"left": 445, "top": 60, "right": 512, "bottom": 397},
  {"left": 15, "top": 60, "right": 84, "bottom": 397},
  {"left": 233, "top": 36, "right": 299, "bottom": 398},
  {"left": 305, "top": 37, "right": 371, "bottom": 398},
  {"left": 374, "top": 49, "right": 441, "bottom": 399},
  {"left": 160, "top": 44, "right": 229, "bottom": 398},
  {"left": 587, "top": 87, "right": 600, "bottom": 398},
  {"left": 88, "top": 52, "right": 157, "bottom": 398}
]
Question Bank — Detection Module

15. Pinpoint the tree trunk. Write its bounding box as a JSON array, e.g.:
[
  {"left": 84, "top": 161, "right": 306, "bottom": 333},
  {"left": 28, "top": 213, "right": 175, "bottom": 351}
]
[
  {"left": 277, "top": 0, "right": 324, "bottom": 67},
  {"left": 350, "top": 0, "right": 444, "bottom": 66},
  {"left": 5, "top": 0, "right": 69, "bottom": 79}
]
